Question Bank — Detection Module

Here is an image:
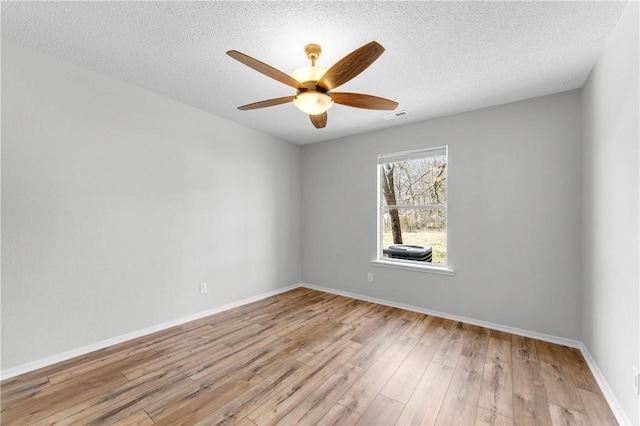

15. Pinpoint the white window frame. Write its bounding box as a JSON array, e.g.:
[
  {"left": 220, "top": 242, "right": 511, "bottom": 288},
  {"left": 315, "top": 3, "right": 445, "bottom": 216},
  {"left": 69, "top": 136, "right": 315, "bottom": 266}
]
[{"left": 371, "top": 145, "right": 454, "bottom": 276}]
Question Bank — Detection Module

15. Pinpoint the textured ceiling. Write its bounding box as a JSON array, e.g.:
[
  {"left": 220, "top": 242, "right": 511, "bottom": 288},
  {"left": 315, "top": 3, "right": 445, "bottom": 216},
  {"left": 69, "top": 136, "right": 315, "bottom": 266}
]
[{"left": 1, "top": 1, "right": 629, "bottom": 145}]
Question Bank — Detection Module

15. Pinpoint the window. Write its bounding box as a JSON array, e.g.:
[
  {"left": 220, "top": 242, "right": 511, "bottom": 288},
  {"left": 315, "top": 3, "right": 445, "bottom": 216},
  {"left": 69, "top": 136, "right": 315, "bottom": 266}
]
[{"left": 377, "top": 146, "right": 449, "bottom": 269}]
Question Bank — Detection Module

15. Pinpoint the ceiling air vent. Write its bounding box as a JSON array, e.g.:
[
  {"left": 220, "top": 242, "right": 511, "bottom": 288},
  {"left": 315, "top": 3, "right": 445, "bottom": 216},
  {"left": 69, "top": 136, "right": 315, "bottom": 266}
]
[{"left": 382, "top": 110, "right": 409, "bottom": 120}]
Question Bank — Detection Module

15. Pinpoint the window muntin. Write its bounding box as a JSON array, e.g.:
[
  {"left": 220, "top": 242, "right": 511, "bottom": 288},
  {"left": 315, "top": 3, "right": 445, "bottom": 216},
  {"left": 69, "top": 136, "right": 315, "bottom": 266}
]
[{"left": 378, "top": 146, "right": 448, "bottom": 266}]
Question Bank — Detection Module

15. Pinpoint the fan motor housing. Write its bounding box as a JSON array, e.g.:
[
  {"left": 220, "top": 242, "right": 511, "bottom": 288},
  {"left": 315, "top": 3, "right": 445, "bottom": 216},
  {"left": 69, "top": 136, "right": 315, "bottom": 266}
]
[{"left": 297, "top": 82, "right": 329, "bottom": 96}]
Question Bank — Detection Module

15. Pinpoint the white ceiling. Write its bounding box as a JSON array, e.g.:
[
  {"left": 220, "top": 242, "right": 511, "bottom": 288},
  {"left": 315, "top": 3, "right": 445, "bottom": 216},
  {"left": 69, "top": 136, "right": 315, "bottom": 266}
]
[{"left": 1, "top": 1, "right": 629, "bottom": 145}]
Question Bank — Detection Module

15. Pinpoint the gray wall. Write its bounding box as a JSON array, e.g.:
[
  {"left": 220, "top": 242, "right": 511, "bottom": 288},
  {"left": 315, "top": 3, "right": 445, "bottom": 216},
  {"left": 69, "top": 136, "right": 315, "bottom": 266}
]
[
  {"left": 1, "top": 41, "right": 302, "bottom": 370},
  {"left": 582, "top": 2, "right": 639, "bottom": 424},
  {"left": 302, "top": 90, "right": 583, "bottom": 340}
]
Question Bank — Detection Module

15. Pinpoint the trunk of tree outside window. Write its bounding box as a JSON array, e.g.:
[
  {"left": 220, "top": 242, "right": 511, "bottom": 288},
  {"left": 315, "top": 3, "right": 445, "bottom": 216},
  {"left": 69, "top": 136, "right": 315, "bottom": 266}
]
[{"left": 381, "top": 163, "right": 403, "bottom": 244}]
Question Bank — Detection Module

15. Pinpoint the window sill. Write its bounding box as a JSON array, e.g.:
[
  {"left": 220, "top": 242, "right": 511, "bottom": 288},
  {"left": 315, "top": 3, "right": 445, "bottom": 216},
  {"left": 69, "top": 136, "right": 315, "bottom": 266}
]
[{"left": 370, "top": 259, "right": 455, "bottom": 276}]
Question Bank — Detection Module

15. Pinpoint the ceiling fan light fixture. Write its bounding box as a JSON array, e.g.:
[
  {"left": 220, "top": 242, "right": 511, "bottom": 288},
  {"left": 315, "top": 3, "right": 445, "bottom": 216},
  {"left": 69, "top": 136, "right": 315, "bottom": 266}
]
[
  {"left": 293, "top": 91, "right": 333, "bottom": 115},
  {"left": 228, "top": 41, "right": 396, "bottom": 128}
]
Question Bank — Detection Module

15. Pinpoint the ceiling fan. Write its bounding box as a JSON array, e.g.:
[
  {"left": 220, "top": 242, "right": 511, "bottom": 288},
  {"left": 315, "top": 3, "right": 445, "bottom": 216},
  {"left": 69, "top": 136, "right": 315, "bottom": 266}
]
[{"left": 226, "top": 41, "right": 399, "bottom": 129}]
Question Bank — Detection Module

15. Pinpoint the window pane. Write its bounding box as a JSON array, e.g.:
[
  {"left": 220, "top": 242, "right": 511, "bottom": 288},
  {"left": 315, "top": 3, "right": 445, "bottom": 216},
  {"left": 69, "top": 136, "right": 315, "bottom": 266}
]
[
  {"left": 382, "top": 208, "right": 447, "bottom": 264},
  {"left": 380, "top": 155, "right": 447, "bottom": 207}
]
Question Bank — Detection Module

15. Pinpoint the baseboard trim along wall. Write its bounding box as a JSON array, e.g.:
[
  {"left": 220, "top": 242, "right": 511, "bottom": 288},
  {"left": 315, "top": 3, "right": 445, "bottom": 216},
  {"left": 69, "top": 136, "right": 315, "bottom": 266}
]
[
  {"left": 1, "top": 282, "right": 629, "bottom": 424},
  {"left": 578, "top": 343, "right": 632, "bottom": 425},
  {"left": 300, "top": 283, "right": 630, "bottom": 425},
  {"left": 300, "top": 283, "right": 583, "bottom": 348},
  {"left": 0, "top": 284, "right": 299, "bottom": 381}
]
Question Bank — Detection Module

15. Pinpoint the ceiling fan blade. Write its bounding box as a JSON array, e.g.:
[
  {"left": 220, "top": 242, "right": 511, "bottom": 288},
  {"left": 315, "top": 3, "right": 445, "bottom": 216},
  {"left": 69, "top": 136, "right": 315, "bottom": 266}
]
[
  {"left": 310, "top": 112, "right": 327, "bottom": 129},
  {"left": 227, "top": 50, "right": 305, "bottom": 90},
  {"left": 331, "top": 92, "right": 398, "bottom": 110},
  {"left": 316, "top": 41, "right": 385, "bottom": 91},
  {"left": 238, "top": 96, "right": 295, "bottom": 111}
]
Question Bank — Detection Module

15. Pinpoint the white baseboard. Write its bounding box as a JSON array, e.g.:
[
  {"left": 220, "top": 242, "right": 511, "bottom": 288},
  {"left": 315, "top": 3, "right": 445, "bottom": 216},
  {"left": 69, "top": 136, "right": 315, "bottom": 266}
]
[
  {"left": 300, "top": 283, "right": 582, "bottom": 348},
  {"left": 300, "top": 283, "right": 630, "bottom": 425},
  {"left": 0, "top": 284, "right": 299, "bottom": 381},
  {"left": 579, "top": 344, "right": 631, "bottom": 425}
]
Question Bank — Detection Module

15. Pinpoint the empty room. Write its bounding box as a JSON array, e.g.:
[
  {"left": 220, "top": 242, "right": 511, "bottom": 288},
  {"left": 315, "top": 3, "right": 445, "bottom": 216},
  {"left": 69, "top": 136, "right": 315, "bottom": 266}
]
[{"left": 1, "top": 1, "right": 638, "bottom": 425}]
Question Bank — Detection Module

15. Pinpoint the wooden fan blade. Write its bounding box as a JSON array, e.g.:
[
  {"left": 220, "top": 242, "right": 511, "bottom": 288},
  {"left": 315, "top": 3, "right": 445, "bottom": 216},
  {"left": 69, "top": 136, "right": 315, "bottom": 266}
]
[
  {"left": 331, "top": 92, "right": 398, "bottom": 110},
  {"left": 316, "top": 41, "right": 385, "bottom": 91},
  {"left": 227, "top": 50, "right": 305, "bottom": 89},
  {"left": 310, "top": 112, "right": 327, "bottom": 128},
  {"left": 238, "top": 96, "right": 295, "bottom": 111}
]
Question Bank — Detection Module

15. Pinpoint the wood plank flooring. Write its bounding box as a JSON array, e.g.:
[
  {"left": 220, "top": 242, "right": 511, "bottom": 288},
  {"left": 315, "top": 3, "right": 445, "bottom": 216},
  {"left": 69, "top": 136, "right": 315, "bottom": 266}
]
[{"left": 1, "top": 288, "right": 618, "bottom": 425}]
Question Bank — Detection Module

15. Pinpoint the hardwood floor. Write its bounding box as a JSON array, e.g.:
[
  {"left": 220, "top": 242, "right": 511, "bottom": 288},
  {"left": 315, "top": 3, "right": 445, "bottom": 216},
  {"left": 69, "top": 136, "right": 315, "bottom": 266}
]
[{"left": 1, "top": 288, "right": 618, "bottom": 425}]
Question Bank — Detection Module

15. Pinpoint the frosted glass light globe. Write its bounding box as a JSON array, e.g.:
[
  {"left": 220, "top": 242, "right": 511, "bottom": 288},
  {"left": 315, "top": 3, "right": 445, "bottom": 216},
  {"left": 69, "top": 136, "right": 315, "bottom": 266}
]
[
  {"left": 291, "top": 66, "right": 327, "bottom": 83},
  {"left": 293, "top": 91, "right": 334, "bottom": 115}
]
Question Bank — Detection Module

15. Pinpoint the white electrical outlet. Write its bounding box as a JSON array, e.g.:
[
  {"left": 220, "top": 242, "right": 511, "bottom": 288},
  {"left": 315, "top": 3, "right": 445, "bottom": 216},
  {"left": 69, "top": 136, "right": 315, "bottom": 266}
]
[
  {"left": 199, "top": 282, "right": 207, "bottom": 294},
  {"left": 633, "top": 367, "right": 639, "bottom": 396},
  {"left": 367, "top": 272, "right": 373, "bottom": 282}
]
